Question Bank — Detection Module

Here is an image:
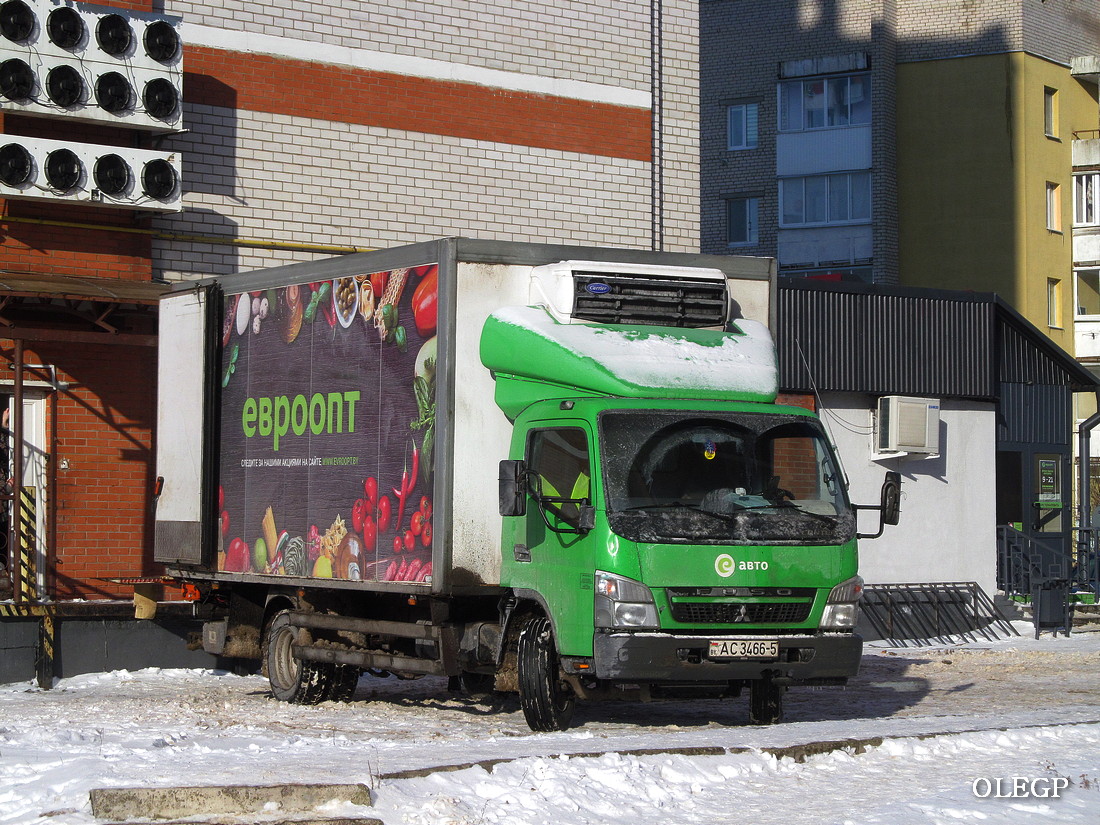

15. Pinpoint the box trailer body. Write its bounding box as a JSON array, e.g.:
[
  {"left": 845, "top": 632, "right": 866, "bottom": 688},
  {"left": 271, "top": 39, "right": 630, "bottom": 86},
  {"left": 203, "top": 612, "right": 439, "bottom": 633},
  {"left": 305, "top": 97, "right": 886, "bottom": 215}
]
[{"left": 155, "top": 238, "right": 893, "bottom": 730}]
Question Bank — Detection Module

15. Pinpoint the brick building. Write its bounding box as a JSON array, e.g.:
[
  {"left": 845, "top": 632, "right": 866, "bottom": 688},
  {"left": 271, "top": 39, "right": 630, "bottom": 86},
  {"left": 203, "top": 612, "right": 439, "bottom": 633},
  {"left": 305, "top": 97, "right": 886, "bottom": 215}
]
[{"left": 0, "top": 0, "right": 697, "bottom": 676}]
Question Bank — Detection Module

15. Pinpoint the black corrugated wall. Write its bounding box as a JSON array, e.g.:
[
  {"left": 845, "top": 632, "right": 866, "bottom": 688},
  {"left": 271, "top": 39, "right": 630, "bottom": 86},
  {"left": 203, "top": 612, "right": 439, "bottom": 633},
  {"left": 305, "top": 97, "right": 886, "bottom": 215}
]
[{"left": 778, "top": 283, "right": 997, "bottom": 400}]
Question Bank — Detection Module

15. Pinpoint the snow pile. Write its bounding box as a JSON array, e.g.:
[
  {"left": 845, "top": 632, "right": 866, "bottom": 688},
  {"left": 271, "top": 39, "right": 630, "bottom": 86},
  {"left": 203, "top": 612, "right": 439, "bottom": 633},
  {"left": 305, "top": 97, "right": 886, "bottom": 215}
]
[
  {"left": 1, "top": 631, "right": 1099, "bottom": 825},
  {"left": 375, "top": 725, "right": 1100, "bottom": 825},
  {"left": 482, "top": 306, "right": 778, "bottom": 399}
]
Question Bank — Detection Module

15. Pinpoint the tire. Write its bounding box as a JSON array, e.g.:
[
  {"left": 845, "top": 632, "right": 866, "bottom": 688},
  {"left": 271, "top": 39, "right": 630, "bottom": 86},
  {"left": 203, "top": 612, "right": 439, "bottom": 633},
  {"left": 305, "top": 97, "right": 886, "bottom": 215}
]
[
  {"left": 265, "top": 610, "right": 329, "bottom": 705},
  {"left": 326, "top": 664, "right": 361, "bottom": 702},
  {"left": 517, "top": 615, "right": 575, "bottom": 731},
  {"left": 460, "top": 670, "right": 496, "bottom": 698},
  {"left": 748, "top": 676, "right": 784, "bottom": 725}
]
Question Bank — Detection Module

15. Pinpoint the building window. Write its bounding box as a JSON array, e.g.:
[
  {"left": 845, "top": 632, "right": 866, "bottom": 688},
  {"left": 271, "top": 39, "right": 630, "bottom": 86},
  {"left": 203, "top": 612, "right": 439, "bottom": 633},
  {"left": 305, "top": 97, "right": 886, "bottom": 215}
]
[
  {"left": 1077, "top": 269, "right": 1100, "bottom": 317},
  {"left": 1044, "top": 87, "right": 1057, "bottom": 138},
  {"left": 1048, "top": 278, "right": 1062, "bottom": 328},
  {"left": 726, "top": 197, "right": 759, "bottom": 245},
  {"left": 780, "top": 172, "right": 870, "bottom": 226},
  {"left": 727, "top": 103, "right": 759, "bottom": 150},
  {"left": 1047, "top": 182, "right": 1062, "bottom": 232},
  {"left": 780, "top": 265, "right": 873, "bottom": 283},
  {"left": 778, "top": 74, "right": 870, "bottom": 132},
  {"left": 1075, "top": 173, "right": 1100, "bottom": 226}
]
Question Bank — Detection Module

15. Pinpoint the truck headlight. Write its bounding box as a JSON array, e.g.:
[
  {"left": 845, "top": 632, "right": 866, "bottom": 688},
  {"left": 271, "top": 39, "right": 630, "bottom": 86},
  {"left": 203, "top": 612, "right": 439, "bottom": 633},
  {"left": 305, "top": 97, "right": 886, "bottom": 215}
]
[
  {"left": 594, "top": 571, "right": 660, "bottom": 629},
  {"left": 820, "top": 575, "right": 863, "bottom": 630}
]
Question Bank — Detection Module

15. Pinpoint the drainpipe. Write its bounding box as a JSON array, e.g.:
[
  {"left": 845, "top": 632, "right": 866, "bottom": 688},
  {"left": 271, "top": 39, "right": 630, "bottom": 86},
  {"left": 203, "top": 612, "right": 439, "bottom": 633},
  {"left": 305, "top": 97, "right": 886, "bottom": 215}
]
[
  {"left": 650, "top": 0, "right": 663, "bottom": 252},
  {"left": 11, "top": 341, "right": 23, "bottom": 603}
]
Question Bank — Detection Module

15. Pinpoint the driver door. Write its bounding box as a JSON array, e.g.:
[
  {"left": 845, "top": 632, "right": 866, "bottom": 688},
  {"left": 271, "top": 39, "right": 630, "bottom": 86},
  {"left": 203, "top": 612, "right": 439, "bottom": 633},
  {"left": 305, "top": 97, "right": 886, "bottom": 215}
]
[{"left": 508, "top": 424, "right": 598, "bottom": 655}]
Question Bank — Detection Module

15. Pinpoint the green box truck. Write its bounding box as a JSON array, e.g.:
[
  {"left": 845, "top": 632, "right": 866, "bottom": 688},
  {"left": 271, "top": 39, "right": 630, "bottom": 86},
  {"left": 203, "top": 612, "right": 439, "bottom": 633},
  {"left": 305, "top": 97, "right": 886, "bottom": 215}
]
[{"left": 154, "top": 238, "right": 898, "bottom": 730}]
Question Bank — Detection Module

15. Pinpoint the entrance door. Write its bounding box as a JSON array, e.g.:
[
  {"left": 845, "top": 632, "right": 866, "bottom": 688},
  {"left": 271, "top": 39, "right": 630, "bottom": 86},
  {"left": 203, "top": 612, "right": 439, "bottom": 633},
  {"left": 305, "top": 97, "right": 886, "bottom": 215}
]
[
  {"left": 19, "top": 395, "right": 48, "bottom": 596},
  {"left": 0, "top": 394, "right": 48, "bottom": 599},
  {"left": 997, "top": 447, "right": 1072, "bottom": 584}
]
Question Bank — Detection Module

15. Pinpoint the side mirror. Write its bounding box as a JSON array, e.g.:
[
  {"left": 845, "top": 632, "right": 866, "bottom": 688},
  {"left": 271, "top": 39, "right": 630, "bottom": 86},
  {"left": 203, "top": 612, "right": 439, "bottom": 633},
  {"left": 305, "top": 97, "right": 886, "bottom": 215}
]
[
  {"left": 881, "top": 471, "right": 901, "bottom": 526},
  {"left": 499, "top": 459, "right": 527, "bottom": 517},
  {"left": 578, "top": 504, "right": 596, "bottom": 532},
  {"left": 855, "top": 471, "right": 901, "bottom": 539}
]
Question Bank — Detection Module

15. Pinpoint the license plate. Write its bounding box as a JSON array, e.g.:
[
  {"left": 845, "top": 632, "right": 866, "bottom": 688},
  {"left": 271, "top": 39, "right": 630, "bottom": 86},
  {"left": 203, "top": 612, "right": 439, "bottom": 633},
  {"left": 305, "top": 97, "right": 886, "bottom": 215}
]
[{"left": 708, "top": 639, "right": 779, "bottom": 660}]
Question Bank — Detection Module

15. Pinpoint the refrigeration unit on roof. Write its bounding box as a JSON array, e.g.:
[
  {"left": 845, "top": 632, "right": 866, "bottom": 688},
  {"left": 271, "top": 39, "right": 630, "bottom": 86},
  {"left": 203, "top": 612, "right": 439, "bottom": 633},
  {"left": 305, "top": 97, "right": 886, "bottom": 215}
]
[
  {"left": 0, "top": 134, "right": 181, "bottom": 211},
  {"left": 529, "top": 260, "right": 733, "bottom": 328},
  {"left": 0, "top": 0, "right": 182, "bottom": 131}
]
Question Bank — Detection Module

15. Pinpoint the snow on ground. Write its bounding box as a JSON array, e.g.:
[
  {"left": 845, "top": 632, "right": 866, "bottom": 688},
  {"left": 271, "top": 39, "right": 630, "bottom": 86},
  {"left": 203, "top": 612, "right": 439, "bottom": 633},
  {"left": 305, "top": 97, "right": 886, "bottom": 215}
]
[{"left": 1, "top": 624, "right": 1098, "bottom": 825}]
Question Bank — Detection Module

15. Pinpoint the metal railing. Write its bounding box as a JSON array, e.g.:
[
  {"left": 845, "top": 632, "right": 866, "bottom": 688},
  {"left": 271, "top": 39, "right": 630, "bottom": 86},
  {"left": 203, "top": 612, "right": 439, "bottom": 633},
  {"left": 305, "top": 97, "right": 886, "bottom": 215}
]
[
  {"left": 861, "top": 582, "right": 1018, "bottom": 647},
  {"left": 997, "top": 525, "right": 1072, "bottom": 595},
  {"left": 994, "top": 525, "right": 1096, "bottom": 637}
]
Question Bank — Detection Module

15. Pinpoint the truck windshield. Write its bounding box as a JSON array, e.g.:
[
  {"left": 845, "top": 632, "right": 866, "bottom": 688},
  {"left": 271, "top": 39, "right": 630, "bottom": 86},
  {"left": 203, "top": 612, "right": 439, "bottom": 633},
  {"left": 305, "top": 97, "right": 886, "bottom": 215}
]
[{"left": 599, "top": 411, "right": 854, "bottom": 545}]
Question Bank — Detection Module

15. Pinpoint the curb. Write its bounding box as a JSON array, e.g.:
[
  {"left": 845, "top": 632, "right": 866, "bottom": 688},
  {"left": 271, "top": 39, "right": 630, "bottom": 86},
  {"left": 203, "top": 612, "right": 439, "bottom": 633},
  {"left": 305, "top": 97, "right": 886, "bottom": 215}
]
[{"left": 377, "top": 717, "right": 1100, "bottom": 781}]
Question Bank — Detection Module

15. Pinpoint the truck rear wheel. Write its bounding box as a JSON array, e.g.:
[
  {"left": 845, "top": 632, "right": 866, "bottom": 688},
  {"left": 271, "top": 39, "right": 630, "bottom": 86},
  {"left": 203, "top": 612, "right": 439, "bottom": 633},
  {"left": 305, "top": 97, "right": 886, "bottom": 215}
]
[
  {"left": 326, "top": 665, "right": 361, "bottom": 702},
  {"left": 265, "top": 609, "right": 329, "bottom": 705},
  {"left": 748, "top": 676, "right": 784, "bottom": 725},
  {"left": 517, "top": 615, "right": 575, "bottom": 731}
]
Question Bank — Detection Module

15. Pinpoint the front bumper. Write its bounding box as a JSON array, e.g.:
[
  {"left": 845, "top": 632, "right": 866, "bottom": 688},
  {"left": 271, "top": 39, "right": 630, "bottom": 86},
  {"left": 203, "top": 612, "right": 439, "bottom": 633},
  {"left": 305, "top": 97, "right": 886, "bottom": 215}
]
[{"left": 591, "top": 631, "right": 862, "bottom": 684}]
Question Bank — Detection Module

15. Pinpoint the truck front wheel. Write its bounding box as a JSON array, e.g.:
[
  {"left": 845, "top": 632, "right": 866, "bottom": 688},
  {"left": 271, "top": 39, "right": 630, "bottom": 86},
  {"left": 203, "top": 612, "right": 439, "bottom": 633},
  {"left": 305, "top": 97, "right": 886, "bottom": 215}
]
[
  {"left": 748, "top": 676, "right": 784, "bottom": 725},
  {"left": 265, "top": 609, "right": 330, "bottom": 705},
  {"left": 517, "top": 615, "right": 575, "bottom": 731}
]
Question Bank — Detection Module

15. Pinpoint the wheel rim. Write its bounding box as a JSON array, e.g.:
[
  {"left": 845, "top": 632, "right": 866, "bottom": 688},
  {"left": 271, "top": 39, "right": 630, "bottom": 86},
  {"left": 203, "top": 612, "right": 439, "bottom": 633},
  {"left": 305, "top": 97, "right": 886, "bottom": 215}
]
[{"left": 270, "top": 623, "right": 299, "bottom": 693}]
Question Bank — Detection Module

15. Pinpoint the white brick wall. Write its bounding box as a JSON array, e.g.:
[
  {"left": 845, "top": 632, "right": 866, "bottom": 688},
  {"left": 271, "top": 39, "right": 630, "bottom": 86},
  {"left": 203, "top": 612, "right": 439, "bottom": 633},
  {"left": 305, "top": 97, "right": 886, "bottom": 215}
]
[
  {"left": 153, "top": 0, "right": 701, "bottom": 277},
  {"left": 168, "top": 0, "right": 653, "bottom": 91},
  {"left": 152, "top": 109, "right": 655, "bottom": 279}
]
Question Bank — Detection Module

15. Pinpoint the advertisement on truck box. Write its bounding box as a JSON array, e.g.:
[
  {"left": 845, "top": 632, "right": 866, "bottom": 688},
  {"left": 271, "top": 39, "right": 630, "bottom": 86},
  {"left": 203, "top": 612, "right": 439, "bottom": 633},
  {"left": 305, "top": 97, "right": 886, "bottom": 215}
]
[{"left": 216, "top": 264, "right": 438, "bottom": 583}]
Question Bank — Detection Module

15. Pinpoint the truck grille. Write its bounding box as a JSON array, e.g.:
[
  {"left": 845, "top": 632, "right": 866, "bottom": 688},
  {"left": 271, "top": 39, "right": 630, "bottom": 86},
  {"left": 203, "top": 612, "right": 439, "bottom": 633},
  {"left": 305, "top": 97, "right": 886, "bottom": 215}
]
[
  {"left": 669, "top": 601, "right": 813, "bottom": 624},
  {"left": 571, "top": 271, "right": 728, "bottom": 328}
]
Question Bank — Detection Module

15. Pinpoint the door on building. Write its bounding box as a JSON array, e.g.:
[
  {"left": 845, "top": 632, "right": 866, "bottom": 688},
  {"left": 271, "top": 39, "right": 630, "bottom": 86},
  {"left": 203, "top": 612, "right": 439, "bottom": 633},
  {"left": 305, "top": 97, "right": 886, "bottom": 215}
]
[
  {"left": 996, "top": 446, "right": 1072, "bottom": 583},
  {"left": 0, "top": 393, "right": 49, "bottom": 599}
]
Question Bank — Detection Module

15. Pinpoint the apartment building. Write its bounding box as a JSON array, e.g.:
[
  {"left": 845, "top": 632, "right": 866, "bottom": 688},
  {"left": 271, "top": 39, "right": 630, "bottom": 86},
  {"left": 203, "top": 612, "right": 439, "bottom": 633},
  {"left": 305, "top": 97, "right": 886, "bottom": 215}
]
[{"left": 701, "top": 0, "right": 1100, "bottom": 357}]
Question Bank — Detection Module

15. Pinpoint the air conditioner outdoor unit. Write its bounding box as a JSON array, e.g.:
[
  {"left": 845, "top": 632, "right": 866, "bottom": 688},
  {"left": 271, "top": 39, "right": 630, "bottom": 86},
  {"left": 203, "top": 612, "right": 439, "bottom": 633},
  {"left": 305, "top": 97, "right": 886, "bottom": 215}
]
[
  {"left": 0, "top": 135, "right": 181, "bottom": 211},
  {"left": 875, "top": 395, "right": 940, "bottom": 456},
  {"left": 0, "top": 0, "right": 182, "bottom": 131}
]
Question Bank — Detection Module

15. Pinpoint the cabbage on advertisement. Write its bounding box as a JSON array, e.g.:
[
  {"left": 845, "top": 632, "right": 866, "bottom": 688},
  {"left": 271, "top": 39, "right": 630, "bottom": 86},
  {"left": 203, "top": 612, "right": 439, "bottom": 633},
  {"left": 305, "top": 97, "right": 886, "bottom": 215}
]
[{"left": 216, "top": 265, "right": 438, "bottom": 583}]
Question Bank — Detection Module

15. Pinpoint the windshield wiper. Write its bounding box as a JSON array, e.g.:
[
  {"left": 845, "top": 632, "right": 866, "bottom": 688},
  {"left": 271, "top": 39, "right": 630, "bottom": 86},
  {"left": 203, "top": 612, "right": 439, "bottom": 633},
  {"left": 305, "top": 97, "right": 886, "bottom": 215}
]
[
  {"left": 621, "top": 501, "right": 696, "bottom": 512},
  {"left": 621, "top": 502, "right": 741, "bottom": 525}
]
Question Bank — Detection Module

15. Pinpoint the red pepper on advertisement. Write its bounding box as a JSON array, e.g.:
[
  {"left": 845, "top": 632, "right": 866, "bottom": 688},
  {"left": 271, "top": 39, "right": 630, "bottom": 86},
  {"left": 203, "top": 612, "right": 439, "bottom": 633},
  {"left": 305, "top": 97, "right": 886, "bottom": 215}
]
[
  {"left": 377, "top": 495, "right": 391, "bottom": 533},
  {"left": 352, "top": 498, "right": 368, "bottom": 533},
  {"left": 363, "top": 515, "right": 377, "bottom": 552},
  {"left": 393, "top": 445, "right": 420, "bottom": 532},
  {"left": 411, "top": 267, "right": 437, "bottom": 338}
]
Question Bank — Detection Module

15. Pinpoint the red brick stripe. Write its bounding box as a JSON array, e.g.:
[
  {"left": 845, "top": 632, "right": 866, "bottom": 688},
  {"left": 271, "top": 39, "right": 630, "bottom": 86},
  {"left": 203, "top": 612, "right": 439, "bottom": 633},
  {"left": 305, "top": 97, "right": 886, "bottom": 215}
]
[{"left": 184, "top": 45, "right": 652, "bottom": 162}]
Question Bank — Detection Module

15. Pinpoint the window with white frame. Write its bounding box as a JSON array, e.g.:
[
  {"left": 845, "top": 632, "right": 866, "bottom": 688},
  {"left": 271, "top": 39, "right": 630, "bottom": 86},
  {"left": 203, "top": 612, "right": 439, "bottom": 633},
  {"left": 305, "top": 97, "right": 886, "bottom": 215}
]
[
  {"left": 1076, "top": 269, "right": 1100, "bottom": 316},
  {"left": 1047, "top": 181, "right": 1062, "bottom": 232},
  {"left": 1044, "top": 87, "right": 1057, "bottom": 138},
  {"left": 780, "top": 172, "right": 870, "bottom": 226},
  {"left": 778, "top": 74, "right": 870, "bottom": 132},
  {"left": 727, "top": 103, "right": 759, "bottom": 150},
  {"left": 1075, "top": 173, "right": 1100, "bottom": 226},
  {"left": 1048, "top": 278, "right": 1062, "bottom": 328},
  {"left": 726, "top": 197, "right": 759, "bottom": 245}
]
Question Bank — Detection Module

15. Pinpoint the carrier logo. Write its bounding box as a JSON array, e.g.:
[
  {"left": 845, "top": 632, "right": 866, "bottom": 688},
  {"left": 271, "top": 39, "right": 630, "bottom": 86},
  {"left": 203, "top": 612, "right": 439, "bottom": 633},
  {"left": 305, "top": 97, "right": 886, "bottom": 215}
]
[
  {"left": 715, "top": 554, "right": 735, "bottom": 578},
  {"left": 585, "top": 282, "right": 612, "bottom": 294}
]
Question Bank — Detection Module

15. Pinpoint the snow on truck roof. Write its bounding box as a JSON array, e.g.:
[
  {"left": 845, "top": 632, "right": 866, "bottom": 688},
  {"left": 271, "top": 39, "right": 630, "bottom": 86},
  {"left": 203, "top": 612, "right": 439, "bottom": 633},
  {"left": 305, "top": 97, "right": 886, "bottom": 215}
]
[{"left": 480, "top": 305, "right": 778, "bottom": 404}]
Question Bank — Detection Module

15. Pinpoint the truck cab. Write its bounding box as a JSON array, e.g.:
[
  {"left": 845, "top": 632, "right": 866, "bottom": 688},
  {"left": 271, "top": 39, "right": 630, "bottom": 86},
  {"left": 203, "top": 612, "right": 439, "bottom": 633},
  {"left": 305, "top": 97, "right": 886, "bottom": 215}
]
[{"left": 486, "top": 306, "right": 873, "bottom": 729}]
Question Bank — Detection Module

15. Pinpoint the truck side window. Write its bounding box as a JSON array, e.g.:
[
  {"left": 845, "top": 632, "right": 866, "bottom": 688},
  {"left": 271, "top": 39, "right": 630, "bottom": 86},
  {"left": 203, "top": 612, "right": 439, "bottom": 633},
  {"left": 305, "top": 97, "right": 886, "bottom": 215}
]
[{"left": 528, "top": 428, "right": 590, "bottom": 527}]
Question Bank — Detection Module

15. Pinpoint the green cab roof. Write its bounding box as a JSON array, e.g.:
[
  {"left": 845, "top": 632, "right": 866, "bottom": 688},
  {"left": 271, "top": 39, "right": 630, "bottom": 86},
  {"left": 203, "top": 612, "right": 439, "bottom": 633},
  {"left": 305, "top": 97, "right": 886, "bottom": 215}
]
[{"left": 480, "top": 306, "right": 778, "bottom": 419}]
